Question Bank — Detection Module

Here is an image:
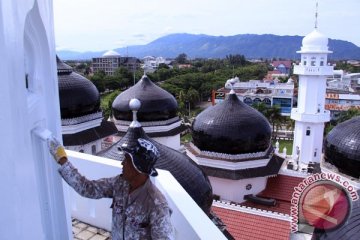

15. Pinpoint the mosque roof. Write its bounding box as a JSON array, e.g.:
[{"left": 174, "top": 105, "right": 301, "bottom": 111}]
[
  {"left": 63, "top": 120, "right": 118, "bottom": 146},
  {"left": 112, "top": 75, "right": 178, "bottom": 122},
  {"left": 57, "top": 56, "right": 100, "bottom": 119},
  {"left": 191, "top": 91, "right": 272, "bottom": 154},
  {"left": 298, "top": 29, "right": 331, "bottom": 53},
  {"left": 324, "top": 116, "right": 360, "bottom": 178},
  {"left": 99, "top": 100, "right": 213, "bottom": 214}
]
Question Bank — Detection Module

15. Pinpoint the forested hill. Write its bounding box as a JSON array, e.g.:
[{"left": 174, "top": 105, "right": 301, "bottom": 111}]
[{"left": 58, "top": 33, "right": 360, "bottom": 60}]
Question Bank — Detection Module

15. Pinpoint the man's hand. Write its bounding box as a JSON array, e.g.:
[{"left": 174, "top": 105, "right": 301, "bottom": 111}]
[{"left": 47, "top": 136, "right": 67, "bottom": 164}]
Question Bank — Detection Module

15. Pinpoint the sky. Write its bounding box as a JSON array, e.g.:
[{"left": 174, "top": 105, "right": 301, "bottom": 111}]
[{"left": 54, "top": 0, "right": 360, "bottom": 52}]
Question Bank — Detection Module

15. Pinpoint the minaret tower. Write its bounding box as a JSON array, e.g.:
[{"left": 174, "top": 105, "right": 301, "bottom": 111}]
[{"left": 291, "top": 6, "right": 333, "bottom": 167}]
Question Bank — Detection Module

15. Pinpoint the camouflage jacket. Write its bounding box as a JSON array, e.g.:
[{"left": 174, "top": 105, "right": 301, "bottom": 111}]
[{"left": 59, "top": 161, "right": 174, "bottom": 240}]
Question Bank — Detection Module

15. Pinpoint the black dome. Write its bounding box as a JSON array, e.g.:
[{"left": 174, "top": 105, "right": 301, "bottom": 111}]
[
  {"left": 324, "top": 116, "right": 360, "bottom": 178},
  {"left": 98, "top": 127, "right": 213, "bottom": 214},
  {"left": 192, "top": 92, "right": 272, "bottom": 154},
  {"left": 57, "top": 57, "right": 100, "bottom": 118},
  {"left": 112, "top": 75, "right": 178, "bottom": 121}
]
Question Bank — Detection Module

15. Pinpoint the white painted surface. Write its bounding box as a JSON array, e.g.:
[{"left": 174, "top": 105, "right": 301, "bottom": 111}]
[
  {"left": 209, "top": 176, "right": 267, "bottom": 203},
  {"left": 291, "top": 29, "right": 333, "bottom": 165},
  {"left": 66, "top": 151, "right": 226, "bottom": 240},
  {"left": 0, "top": 0, "right": 70, "bottom": 239},
  {"left": 153, "top": 134, "right": 181, "bottom": 150}
]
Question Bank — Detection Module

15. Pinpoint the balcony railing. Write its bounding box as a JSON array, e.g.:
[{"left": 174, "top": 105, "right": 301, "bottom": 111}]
[
  {"left": 293, "top": 65, "right": 333, "bottom": 76},
  {"left": 65, "top": 150, "right": 226, "bottom": 240}
]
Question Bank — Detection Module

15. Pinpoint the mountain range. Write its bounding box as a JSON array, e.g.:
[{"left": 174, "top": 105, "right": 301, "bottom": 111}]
[{"left": 57, "top": 33, "right": 360, "bottom": 60}]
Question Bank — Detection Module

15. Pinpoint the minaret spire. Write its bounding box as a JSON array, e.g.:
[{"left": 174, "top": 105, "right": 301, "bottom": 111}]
[{"left": 315, "top": 2, "right": 318, "bottom": 29}]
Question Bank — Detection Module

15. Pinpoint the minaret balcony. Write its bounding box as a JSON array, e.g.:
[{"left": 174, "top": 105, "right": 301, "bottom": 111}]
[
  {"left": 290, "top": 108, "right": 330, "bottom": 122},
  {"left": 293, "top": 65, "right": 333, "bottom": 76}
]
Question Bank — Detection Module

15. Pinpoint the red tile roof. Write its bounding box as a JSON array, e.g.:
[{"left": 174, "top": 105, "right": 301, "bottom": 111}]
[
  {"left": 272, "top": 60, "right": 292, "bottom": 68},
  {"left": 241, "top": 199, "right": 291, "bottom": 215},
  {"left": 240, "top": 174, "right": 305, "bottom": 215},
  {"left": 212, "top": 204, "right": 291, "bottom": 240},
  {"left": 260, "top": 174, "right": 304, "bottom": 201}
]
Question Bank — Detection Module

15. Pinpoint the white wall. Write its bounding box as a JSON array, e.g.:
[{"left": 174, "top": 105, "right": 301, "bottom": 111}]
[
  {"left": 66, "top": 151, "right": 226, "bottom": 240},
  {"left": 153, "top": 134, "right": 181, "bottom": 151},
  {"left": 0, "top": 0, "right": 70, "bottom": 239},
  {"left": 209, "top": 176, "right": 267, "bottom": 203}
]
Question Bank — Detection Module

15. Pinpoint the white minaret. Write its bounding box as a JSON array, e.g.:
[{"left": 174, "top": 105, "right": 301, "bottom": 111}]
[{"left": 291, "top": 23, "right": 333, "bottom": 167}]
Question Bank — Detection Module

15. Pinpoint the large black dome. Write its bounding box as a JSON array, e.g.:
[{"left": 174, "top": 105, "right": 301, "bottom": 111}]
[
  {"left": 57, "top": 56, "right": 100, "bottom": 118},
  {"left": 324, "top": 116, "right": 360, "bottom": 178},
  {"left": 192, "top": 92, "right": 271, "bottom": 154},
  {"left": 98, "top": 126, "right": 213, "bottom": 214},
  {"left": 112, "top": 75, "right": 178, "bottom": 121}
]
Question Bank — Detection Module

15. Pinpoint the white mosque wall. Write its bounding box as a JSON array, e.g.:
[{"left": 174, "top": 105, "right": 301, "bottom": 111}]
[
  {"left": 66, "top": 150, "right": 226, "bottom": 240},
  {"left": 0, "top": 0, "right": 70, "bottom": 239},
  {"left": 209, "top": 176, "right": 267, "bottom": 203},
  {"left": 153, "top": 134, "right": 181, "bottom": 151}
]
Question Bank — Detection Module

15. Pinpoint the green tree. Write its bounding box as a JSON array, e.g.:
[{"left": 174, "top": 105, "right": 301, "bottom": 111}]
[
  {"left": 175, "top": 53, "right": 188, "bottom": 64},
  {"left": 266, "top": 105, "right": 283, "bottom": 138},
  {"left": 100, "top": 90, "right": 121, "bottom": 119},
  {"left": 90, "top": 70, "right": 106, "bottom": 92}
]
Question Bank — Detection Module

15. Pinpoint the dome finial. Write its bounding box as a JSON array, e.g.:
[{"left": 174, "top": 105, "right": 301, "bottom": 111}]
[
  {"left": 129, "top": 98, "right": 141, "bottom": 128},
  {"left": 229, "top": 77, "right": 237, "bottom": 94},
  {"left": 314, "top": 2, "right": 319, "bottom": 29}
]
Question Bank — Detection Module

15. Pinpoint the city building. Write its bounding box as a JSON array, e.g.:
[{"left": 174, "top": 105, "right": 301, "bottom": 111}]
[
  {"left": 271, "top": 60, "right": 292, "bottom": 75},
  {"left": 214, "top": 77, "right": 295, "bottom": 116},
  {"left": 92, "top": 50, "right": 140, "bottom": 76},
  {"left": 142, "top": 55, "right": 172, "bottom": 73},
  {"left": 57, "top": 56, "right": 118, "bottom": 154},
  {"left": 325, "top": 71, "right": 360, "bottom": 118}
]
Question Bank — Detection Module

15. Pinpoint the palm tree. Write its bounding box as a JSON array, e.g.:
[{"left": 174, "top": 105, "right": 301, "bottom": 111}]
[{"left": 266, "top": 105, "right": 283, "bottom": 139}]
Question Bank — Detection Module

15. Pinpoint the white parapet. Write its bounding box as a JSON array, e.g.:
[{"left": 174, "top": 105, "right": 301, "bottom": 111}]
[
  {"left": 65, "top": 150, "right": 226, "bottom": 240},
  {"left": 293, "top": 65, "right": 333, "bottom": 76}
]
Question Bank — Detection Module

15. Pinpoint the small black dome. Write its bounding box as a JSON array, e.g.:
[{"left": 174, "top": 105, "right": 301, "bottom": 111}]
[
  {"left": 192, "top": 92, "right": 271, "bottom": 154},
  {"left": 112, "top": 75, "right": 178, "bottom": 121},
  {"left": 324, "top": 116, "right": 360, "bottom": 178},
  {"left": 57, "top": 57, "right": 100, "bottom": 118},
  {"left": 98, "top": 127, "right": 213, "bottom": 214}
]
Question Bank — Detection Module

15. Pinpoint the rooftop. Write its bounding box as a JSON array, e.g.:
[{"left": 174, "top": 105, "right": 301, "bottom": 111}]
[
  {"left": 240, "top": 174, "right": 305, "bottom": 215},
  {"left": 212, "top": 201, "right": 291, "bottom": 240}
]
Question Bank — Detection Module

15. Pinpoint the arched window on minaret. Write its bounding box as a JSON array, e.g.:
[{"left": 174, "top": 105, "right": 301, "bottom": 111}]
[
  {"left": 306, "top": 127, "right": 311, "bottom": 136},
  {"left": 311, "top": 56, "right": 316, "bottom": 66}
]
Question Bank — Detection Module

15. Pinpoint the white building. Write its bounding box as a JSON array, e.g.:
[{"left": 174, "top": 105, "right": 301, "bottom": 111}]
[
  {"left": 92, "top": 50, "right": 140, "bottom": 76},
  {"left": 0, "top": 1, "right": 225, "bottom": 239},
  {"left": 219, "top": 77, "right": 294, "bottom": 116},
  {"left": 291, "top": 28, "right": 333, "bottom": 167},
  {"left": 142, "top": 56, "right": 172, "bottom": 73}
]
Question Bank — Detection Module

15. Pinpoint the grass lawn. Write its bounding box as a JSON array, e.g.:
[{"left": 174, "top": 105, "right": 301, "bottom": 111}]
[
  {"left": 181, "top": 132, "right": 192, "bottom": 143},
  {"left": 100, "top": 90, "right": 121, "bottom": 110},
  {"left": 273, "top": 139, "right": 293, "bottom": 155}
]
